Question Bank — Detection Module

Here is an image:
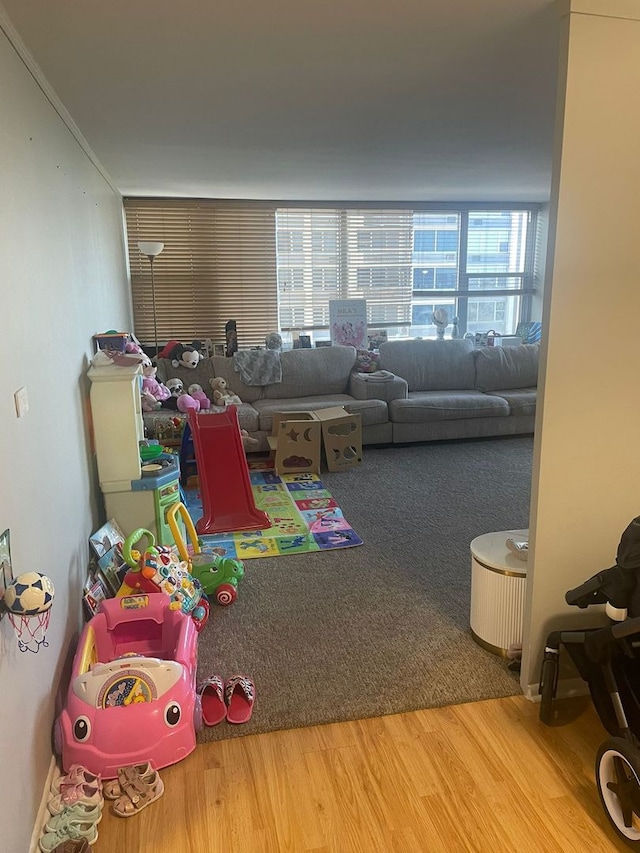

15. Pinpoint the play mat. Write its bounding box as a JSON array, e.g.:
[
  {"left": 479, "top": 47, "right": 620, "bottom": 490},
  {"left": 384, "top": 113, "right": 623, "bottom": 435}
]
[{"left": 184, "top": 471, "right": 363, "bottom": 559}]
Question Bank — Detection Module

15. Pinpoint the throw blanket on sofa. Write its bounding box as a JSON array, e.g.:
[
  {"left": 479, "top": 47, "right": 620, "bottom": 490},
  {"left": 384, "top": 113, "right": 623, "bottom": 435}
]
[{"left": 233, "top": 350, "right": 282, "bottom": 385}]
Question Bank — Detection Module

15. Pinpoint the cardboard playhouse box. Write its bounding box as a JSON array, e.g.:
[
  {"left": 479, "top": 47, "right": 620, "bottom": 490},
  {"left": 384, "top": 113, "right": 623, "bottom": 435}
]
[{"left": 267, "top": 407, "right": 362, "bottom": 476}]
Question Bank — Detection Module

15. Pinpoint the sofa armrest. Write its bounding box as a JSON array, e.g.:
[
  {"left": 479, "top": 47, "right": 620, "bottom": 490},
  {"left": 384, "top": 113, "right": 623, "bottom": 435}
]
[{"left": 349, "top": 370, "right": 408, "bottom": 402}]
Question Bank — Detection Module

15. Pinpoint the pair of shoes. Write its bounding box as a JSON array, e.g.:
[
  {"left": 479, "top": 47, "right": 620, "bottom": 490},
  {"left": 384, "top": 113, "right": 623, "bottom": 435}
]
[
  {"left": 197, "top": 674, "right": 256, "bottom": 725},
  {"left": 45, "top": 802, "right": 102, "bottom": 832},
  {"left": 39, "top": 812, "right": 99, "bottom": 852},
  {"left": 102, "top": 762, "right": 154, "bottom": 800},
  {"left": 104, "top": 764, "right": 164, "bottom": 818},
  {"left": 51, "top": 766, "right": 101, "bottom": 797},
  {"left": 48, "top": 783, "right": 103, "bottom": 816}
]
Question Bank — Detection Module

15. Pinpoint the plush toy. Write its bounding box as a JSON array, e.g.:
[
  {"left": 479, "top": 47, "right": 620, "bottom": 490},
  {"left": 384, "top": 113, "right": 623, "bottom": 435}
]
[
  {"left": 141, "top": 358, "right": 171, "bottom": 405},
  {"left": 125, "top": 338, "right": 145, "bottom": 357},
  {"left": 141, "top": 390, "right": 161, "bottom": 412},
  {"left": 265, "top": 332, "right": 282, "bottom": 351},
  {"left": 158, "top": 340, "right": 202, "bottom": 369},
  {"left": 188, "top": 384, "right": 211, "bottom": 410},
  {"left": 163, "top": 378, "right": 200, "bottom": 413},
  {"left": 209, "top": 376, "right": 242, "bottom": 407},
  {"left": 355, "top": 349, "right": 381, "bottom": 373},
  {"left": 241, "top": 429, "right": 259, "bottom": 448}
]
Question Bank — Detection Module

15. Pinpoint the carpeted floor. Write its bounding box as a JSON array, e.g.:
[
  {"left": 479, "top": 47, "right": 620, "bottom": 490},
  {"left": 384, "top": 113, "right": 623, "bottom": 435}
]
[{"left": 196, "top": 435, "right": 533, "bottom": 742}]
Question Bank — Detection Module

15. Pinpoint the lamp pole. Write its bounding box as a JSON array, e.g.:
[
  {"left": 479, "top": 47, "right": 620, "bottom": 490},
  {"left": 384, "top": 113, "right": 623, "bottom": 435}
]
[
  {"left": 149, "top": 254, "right": 159, "bottom": 358},
  {"left": 137, "top": 241, "right": 165, "bottom": 358}
]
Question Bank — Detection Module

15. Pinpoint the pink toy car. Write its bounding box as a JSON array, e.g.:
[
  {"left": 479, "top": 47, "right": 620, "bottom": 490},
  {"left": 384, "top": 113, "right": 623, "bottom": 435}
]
[{"left": 54, "top": 593, "right": 202, "bottom": 779}]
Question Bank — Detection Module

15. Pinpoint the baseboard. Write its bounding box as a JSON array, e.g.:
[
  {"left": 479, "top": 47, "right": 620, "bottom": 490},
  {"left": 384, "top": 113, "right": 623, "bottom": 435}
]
[
  {"left": 29, "top": 755, "right": 59, "bottom": 853},
  {"left": 524, "top": 676, "right": 590, "bottom": 703}
]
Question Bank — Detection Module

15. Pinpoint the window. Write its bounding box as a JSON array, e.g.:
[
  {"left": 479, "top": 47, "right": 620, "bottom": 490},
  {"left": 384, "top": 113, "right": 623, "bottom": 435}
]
[
  {"left": 123, "top": 201, "right": 538, "bottom": 349},
  {"left": 124, "top": 199, "right": 278, "bottom": 350},
  {"left": 278, "top": 206, "right": 536, "bottom": 341},
  {"left": 276, "top": 209, "right": 414, "bottom": 343}
]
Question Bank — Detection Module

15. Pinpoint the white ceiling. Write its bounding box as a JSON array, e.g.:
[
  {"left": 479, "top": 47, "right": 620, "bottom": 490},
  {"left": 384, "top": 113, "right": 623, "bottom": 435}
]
[{"left": 2, "top": 0, "right": 560, "bottom": 203}]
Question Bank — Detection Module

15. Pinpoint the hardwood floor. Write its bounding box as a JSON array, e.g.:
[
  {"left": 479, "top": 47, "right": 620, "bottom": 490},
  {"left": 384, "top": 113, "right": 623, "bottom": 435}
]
[{"left": 95, "top": 695, "right": 630, "bottom": 852}]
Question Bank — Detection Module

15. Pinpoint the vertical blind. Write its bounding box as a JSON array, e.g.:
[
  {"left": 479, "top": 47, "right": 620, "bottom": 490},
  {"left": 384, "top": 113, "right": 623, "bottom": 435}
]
[
  {"left": 276, "top": 208, "right": 414, "bottom": 331},
  {"left": 124, "top": 199, "right": 278, "bottom": 349}
]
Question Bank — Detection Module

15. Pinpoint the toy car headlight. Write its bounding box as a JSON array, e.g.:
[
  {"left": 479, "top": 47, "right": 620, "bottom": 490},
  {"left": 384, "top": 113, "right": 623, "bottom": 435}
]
[
  {"left": 73, "top": 715, "right": 92, "bottom": 742},
  {"left": 164, "top": 701, "right": 181, "bottom": 727}
]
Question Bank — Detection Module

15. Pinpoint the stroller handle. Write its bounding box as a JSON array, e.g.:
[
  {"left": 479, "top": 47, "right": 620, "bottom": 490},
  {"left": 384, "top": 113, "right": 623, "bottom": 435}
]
[{"left": 565, "top": 574, "right": 608, "bottom": 608}]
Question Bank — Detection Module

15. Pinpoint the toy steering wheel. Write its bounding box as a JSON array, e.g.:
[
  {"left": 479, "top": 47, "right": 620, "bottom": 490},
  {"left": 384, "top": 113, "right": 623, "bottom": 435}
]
[{"left": 123, "top": 528, "right": 158, "bottom": 569}]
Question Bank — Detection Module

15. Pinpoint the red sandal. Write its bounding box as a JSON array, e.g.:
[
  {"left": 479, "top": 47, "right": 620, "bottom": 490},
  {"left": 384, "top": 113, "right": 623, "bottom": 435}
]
[
  {"left": 197, "top": 675, "right": 226, "bottom": 726},
  {"left": 224, "top": 675, "right": 255, "bottom": 724}
]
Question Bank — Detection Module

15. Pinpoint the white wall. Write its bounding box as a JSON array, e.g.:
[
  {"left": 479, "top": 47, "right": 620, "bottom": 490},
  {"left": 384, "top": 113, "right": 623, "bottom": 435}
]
[
  {"left": 0, "top": 20, "right": 131, "bottom": 852},
  {"left": 522, "top": 0, "right": 640, "bottom": 690}
]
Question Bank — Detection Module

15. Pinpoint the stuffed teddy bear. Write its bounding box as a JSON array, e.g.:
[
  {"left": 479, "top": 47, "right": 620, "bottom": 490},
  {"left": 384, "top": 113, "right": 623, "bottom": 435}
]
[
  {"left": 209, "top": 376, "right": 242, "bottom": 407},
  {"left": 188, "top": 384, "right": 211, "bottom": 410},
  {"left": 163, "top": 378, "right": 200, "bottom": 413}
]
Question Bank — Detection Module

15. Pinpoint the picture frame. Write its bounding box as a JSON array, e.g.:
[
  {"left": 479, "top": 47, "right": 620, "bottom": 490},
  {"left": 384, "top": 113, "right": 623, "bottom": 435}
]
[
  {"left": 83, "top": 571, "right": 110, "bottom": 619},
  {"left": 367, "top": 329, "right": 388, "bottom": 351},
  {"left": 329, "top": 299, "right": 368, "bottom": 348},
  {"left": 98, "top": 543, "right": 128, "bottom": 595},
  {"left": 89, "top": 519, "right": 125, "bottom": 558},
  {"left": 212, "top": 341, "right": 226, "bottom": 357}
]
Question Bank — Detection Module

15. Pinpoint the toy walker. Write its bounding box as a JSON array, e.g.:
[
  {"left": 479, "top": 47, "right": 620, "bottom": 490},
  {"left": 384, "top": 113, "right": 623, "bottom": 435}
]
[{"left": 119, "top": 528, "right": 210, "bottom": 632}]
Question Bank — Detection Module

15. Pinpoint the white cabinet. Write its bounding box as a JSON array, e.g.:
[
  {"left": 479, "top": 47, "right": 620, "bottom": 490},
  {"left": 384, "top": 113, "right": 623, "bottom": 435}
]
[{"left": 88, "top": 363, "right": 144, "bottom": 489}]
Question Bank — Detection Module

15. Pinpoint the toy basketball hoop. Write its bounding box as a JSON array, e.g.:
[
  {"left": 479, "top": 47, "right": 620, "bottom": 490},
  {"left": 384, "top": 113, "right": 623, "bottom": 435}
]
[
  {"left": 2, "top": 571, "right": 55, "bottom": 653},
  {"left": 7, "top": 608, "right": 52, "bottom": 653}
]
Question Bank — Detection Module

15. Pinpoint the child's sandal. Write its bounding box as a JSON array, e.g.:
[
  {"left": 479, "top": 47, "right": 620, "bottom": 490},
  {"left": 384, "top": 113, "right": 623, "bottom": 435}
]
[
  {"left": 112, "top": 769, "right": 164, "bottom": 817},
  {"left": 103, "top": 762, "right": 154, "bottom": 800}
]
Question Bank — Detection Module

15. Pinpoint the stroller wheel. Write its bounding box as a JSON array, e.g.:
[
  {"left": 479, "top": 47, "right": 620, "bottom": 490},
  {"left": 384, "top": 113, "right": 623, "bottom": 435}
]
[
  {"left": 596, "top": 737, "right": 640, "bottom": 847},
  {"left": 539, "top": 656, "right": 558, "bottom": 725}
]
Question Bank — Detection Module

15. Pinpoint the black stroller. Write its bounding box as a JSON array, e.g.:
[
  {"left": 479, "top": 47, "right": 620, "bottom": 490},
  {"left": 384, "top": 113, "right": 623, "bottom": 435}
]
[{"left": 539, "top": 516, "right": 640, "bottom": 847}]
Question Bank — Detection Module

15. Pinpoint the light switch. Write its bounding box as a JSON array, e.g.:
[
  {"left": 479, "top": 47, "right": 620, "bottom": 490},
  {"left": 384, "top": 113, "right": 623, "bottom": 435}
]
[{"left": 14, "top": 386, "right": 29, "bottom": 417}]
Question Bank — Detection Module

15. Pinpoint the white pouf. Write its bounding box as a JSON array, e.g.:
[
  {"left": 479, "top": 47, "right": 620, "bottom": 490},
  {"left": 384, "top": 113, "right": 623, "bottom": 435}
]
[{"left": 469, "top": 529, "right": 528, "bottom": 657}]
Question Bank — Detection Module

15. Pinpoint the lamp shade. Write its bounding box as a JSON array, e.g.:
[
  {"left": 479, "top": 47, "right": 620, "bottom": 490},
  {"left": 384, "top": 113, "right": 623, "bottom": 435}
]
[{"left": 137, "top": 241, "right": 164, "bottom": 257}]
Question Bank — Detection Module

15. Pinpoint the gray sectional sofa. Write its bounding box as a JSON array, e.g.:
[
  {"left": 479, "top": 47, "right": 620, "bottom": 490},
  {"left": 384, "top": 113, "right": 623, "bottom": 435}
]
[
  {"left": 379, "top": 339, "right": 538, "bottom": 443},
  {"left": 145, "top": 339, "right": 538, "bottom": 451}
]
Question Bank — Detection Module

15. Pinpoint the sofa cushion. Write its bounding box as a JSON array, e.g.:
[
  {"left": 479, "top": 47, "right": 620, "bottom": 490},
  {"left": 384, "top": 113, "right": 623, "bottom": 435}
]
[
  {"left": 253, "top": 395, "right": 387, "bottom": 432},
  {"left": 474, "top": 344, "right": 539, "bottom": 392},
  {"left": 379, "top": 339, "right": 475, "bottom": 391},
  {"left": 389, "top": 390, "right": 509, "bottom": 423},
  {"left": 263, "top": 346, "right": 357, "bottom": 399},
  {"left": 491, "top": 388, "right": 537, "bottom": 417}
]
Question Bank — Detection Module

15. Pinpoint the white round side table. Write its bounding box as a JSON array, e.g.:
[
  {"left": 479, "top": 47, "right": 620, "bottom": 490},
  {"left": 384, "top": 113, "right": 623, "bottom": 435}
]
[{"left": 469, "top": 529, "right": 528, "bottom": 657}]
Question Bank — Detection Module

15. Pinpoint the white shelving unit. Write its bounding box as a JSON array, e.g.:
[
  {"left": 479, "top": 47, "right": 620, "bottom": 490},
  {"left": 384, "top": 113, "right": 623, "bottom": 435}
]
[{"left": 88, "top": 362, "right": 144, "bottom": 490}]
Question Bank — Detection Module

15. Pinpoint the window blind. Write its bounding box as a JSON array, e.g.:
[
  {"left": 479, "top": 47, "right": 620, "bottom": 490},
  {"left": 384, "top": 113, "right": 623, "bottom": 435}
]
[
  {"left": 124, "top": 199, "right": 278, "bottom": 350},
  {"left": 276, "top": 208, "right": 413, "bottom": 331}
]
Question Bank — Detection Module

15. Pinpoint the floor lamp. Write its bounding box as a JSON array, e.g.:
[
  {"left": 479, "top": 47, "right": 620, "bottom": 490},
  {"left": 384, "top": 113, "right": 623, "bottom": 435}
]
[{"left": 137, "top": 241, "right": 164, "bottom": 358}]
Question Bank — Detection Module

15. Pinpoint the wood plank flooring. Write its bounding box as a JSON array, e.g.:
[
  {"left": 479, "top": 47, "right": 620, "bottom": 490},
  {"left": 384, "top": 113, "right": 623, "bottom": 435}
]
[{"left": 94, "top": 695, "right": 630, "bottom": 852}]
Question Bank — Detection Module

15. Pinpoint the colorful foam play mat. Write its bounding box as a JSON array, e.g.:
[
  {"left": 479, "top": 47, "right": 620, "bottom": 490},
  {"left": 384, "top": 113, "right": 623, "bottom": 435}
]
[{"left": 184, "top": 471, "right": 363, "bottom": 559}]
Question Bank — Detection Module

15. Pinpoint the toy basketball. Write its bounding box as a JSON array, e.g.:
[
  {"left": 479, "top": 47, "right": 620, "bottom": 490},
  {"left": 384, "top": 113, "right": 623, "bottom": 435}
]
[{"left": 2, "top": 571, "right": 55, "bottom": 615}]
